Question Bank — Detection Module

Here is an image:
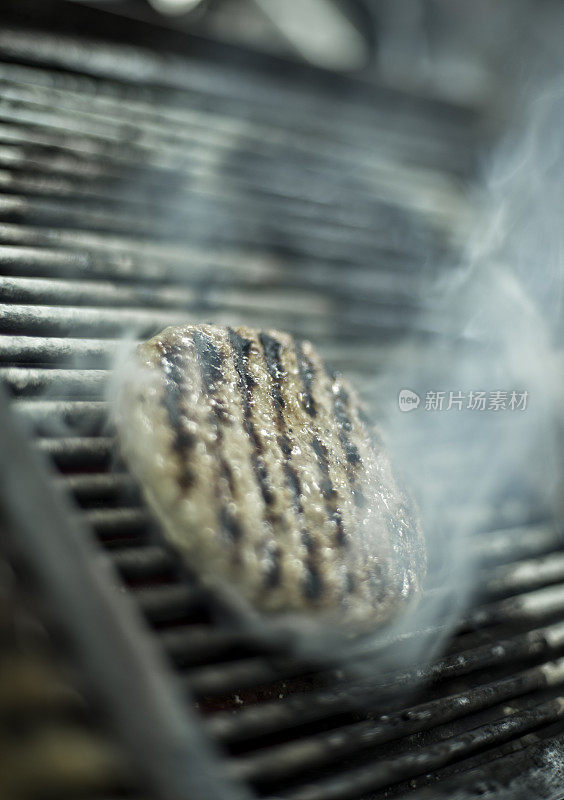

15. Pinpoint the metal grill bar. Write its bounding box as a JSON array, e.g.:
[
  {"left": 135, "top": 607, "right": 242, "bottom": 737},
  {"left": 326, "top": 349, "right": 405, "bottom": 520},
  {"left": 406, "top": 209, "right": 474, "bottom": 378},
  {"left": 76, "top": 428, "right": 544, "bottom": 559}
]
[
  {"left": 0, "top": 170, "right": 450, "bottom": 254},
  {"left": 17, "top": 399, "right": 109, "bottom": 432},
  {"left": 180, "top": 621, "right": 564, "bottom": 699},
  {"left": 0, "top": 334, "right": 121, "bottom": 363},
  {"left": 274, "top": 698, "right": 564, "bottom": 800},
  {"left": 0, "top": 303, "right": 415, "bottom": 341},
  {"left": 0, "top": 56, "right": 479, "bottom": 173},
  {"left": 0, "top": 240, "right": 426, "bottom": 299},
  {"left": 408, "top": 728, "right": 564, "bottom": 798},
  {"left": 36, "top": 436, "right": 114, "bottom": 467},
  {"left": 0, "top": 366, "right": 108, "bottom": 395},
  {"left": 0, "top": 80, "right": 464, "bottom": 180},
  {"left": 484, "top": 555, "right": 564, "bottom": 599},
  {"left": 229, "top": 662, "right": 564, "bottom": 784},
  {"left": 1, "top": 276, "right": 337, "bottom": 317},
  {"left": 134, "top": 585, "right": 205, "bottom": 623},
  {"left": 0, "top": 334, "right": 419, "bottom": 377},
  {"left": 0, "top": 198, "right": 439, "bottom": 270},
  {"left": 110, "top": 545, "right": 175, "bottom": 580},
  {"left": 85, "top": 507, "right": 152, "bottom": 537},
  {"left": 467, "top": 585, "right": 564, "bottom": 628},
  {"left": 470, "top": 524, "right": 564, "bottom": 565},
  {"left": 59, "top": 472, "right": 138, "bottom": 501},
  {"left": 0, "top": 85, "right": 463, "bottom": 220},
  {"left": 208, "top": 658, "right": 564, "bottom": 746}
]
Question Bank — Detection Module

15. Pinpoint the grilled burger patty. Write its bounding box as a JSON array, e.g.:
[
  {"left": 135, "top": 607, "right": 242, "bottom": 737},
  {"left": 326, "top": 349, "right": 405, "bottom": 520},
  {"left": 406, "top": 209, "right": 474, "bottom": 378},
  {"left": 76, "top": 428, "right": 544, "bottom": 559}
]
[{"left": 116, "top": 324, "right": 425, "bottom": 625}]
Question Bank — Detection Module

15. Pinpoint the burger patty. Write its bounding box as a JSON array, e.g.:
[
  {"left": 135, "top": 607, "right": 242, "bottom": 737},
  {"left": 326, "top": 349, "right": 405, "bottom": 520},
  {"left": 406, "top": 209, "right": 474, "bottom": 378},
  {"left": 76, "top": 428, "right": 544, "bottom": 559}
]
[{"left": 115, "top": 324, "right": 426, "bottom": 626}]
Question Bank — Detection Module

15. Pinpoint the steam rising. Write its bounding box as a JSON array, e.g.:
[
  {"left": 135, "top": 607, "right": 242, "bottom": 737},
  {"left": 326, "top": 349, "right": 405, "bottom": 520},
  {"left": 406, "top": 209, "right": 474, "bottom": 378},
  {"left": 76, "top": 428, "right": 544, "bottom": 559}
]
[{"left": 358, "top": 76, "right": 564, "bottom": 678}]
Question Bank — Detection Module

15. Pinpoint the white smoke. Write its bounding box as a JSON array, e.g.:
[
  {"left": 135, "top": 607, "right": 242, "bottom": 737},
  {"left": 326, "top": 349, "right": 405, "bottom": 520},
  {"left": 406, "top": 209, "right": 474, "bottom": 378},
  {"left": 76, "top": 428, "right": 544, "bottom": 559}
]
[{"left": 348, "top": 73, "right": 564, "bottom": 679}]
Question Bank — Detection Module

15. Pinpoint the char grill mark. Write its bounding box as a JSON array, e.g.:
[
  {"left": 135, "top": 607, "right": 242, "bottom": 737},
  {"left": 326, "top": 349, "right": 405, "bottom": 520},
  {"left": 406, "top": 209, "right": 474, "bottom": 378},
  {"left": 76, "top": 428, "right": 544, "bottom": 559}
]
[
  {"left": 295, "top": 340, "right": 317, "bottom": 418},
  {"left": 158, "top": 342, "right": 195, "bottom": 490},
  {"left": 228, "top": 328, "right": 288, "bottom": 591},
  {"left": 263, "top": 542, "right": 282, "bottom": 589},
  {"left": 259, "top": 332, "right": 303, "bottom": 514},
  {"left": 228, "top": 327, "right": 275, "bottom": 510},
  {"left": 259, "top": 331, "right": 320, "bottom": 599},
  {"left": 331, "top": 379, "right": 362, "bottom": 467},
  {"left": 303, "top": 562, "right": 323, "bottom": 601},
  {"left": 311, "top": 436, "right": 347, "bottom": 548},
  {"left": 192, "top": 328, "right": 223, "bottom": 393},
  {"left": 191, "top": 330, "right": 242, "bottom": 544},
  {"left": 306, "top": 362, "right": 374, "bottom": 597},
  {"left": 329, "top": 372, "right": 365, "bottom": 508},
  {"left": 294, "top": 343, "right": 349, "bottom": 549},
  {"left": 259, "top": 333, "right": 285, "bottom": 412}
]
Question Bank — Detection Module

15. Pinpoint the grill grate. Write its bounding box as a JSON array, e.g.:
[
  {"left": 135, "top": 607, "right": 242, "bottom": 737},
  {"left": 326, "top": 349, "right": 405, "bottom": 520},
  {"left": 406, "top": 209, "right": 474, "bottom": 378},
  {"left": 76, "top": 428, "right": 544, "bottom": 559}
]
[{"left": 1, "top": 3, "right": 564, "bottom": 799}]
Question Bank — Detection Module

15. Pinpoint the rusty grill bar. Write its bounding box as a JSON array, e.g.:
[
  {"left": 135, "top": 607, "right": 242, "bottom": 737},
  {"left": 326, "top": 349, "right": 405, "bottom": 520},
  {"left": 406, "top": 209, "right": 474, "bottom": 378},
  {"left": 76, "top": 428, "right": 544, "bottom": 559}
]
[{"left": 1, "top": 3, "right": 564, "bottom": 799}]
